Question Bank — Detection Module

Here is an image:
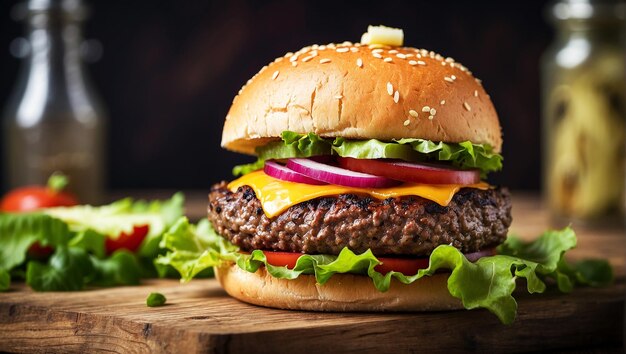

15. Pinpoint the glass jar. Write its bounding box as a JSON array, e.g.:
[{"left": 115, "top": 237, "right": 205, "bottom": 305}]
[
  {"left": 542, "top": 0, "right": 626, "bottom": 226},
  {"left": 2, "top": 0, "right": 107, "bottom": 204}
]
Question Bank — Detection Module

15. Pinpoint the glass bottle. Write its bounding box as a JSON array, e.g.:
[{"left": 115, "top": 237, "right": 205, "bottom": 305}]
[
  {"left": 2, "top": 0, "right": 106, "bottom": 204},
  {"left": 542, "top": 0, "right": 626, "bottom": 226}
]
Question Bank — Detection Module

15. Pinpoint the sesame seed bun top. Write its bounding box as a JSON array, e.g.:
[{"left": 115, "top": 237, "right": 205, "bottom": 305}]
[{"left": 221, "top": 42, "right": 502, "bottom": 155}]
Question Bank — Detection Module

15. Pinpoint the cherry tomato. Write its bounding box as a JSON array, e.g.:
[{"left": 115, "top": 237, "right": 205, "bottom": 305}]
[
  {"left": 105, "top": 225, "right": 150, "bottom": 254},
  {"left": 0, "top": 188, "right": 78, "bottom": 211},
  {"left": 337, "top": 157, "right": 481, "bottom": 185},
  {"left": 0, "top": 173, "right": 78, "bottom": 212}
]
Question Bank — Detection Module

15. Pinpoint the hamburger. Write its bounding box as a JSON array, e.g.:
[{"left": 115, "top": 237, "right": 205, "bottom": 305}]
[
  {"left": 159, "top": 26, "right": 598, "bottom": 324},
  {"left": 210, "top": 26, "right": 509, "bottom": 311}
]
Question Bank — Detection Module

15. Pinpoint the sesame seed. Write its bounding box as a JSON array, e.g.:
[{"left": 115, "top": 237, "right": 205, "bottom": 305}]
[
  {"left": 463, "top": 102, "right": 472, "bottom": 111},
  {"left": 271, "top": 70, "right": 279, "bottom": 80},
  {"left": 474, "top": 90, "right": 478, "bottom": 97},
  {"left": 441, "top": 61, "right": 446, "bottom": 66},
  {"left": 396, "top": 53, "right": 407, "bottom": 59},
  {"left": 289, "top": 54, "right": 299, "bottom": 62},
  {"left": 384, "top": 57, "right": 393, "bottom": 63},
  {"left": 292, "top": 62, "right": 298, "bottom": 67},
  {"left": 302, "top": 55, "right": 313, "bottom": 62},
  {"left": 409, "top": 60, "right": 418, "bottom": 66},
  {"left": 409, "top": 109, "right": 419, "bottom": 118},
  {"left": 416, "top": 53, "right": 422, "bottom": 58},
  {"left": 387, "top": 82, "right": 394, "bottom": 96},
  {"left": 275, "top": 57, "right": 284, "bottom": 63},
  {"left": 342, "top": 41, "right": 353, "bottom": 46},
  {"left": 445, "top": 57, "right": 455, "bottom": 63},
  {"left": 428, "top": 115, "right": 434, "bottom": 120},
  {"left": 430, "top": 108, "right": 437, "bottom": 115},
  {"left": 320, "top": 58, "right": 331, "bottom": 64},
  {"left": 451, "top": 75, "right": 457, "bottom": 80},
  {"left": 372, "top": 48, "right": 384, "bottom": 54},
  {"left": 285, "top": 52, "right": 294, "bottom": 57},
  {"left": 350, "top": 47, "right": 358, "bottom": 52},
  {"left": 335, "top": 95, "right": 343, "bottom": 99},
  {"left": 440, "top": 100, "right": 446, "bottom": 105},
  {"left": 389, "top": 49, "right": 398, "bottom": 54},
  {"left": 336, "top": 47, "right": 349, "bottom": 53},
  {"left": 357, "top": 58, "right": 363, "bottom": 68},
  {"left": 444, "top": 76, "right": 454, "bottom": 83},
  {"left": 422, "top": 106, "right": 431, "bottom": 112},
  {"left": 318, "top": 45, "right": 326, "bottom": 51},
  {"left": 405, "top": 53, "right": 414, "bottom": 58},
  {"left": 373, "top": 53, "right": 383, "bottom": 59},
  {"left": 393, "top": 91, "right": 400, "bottom": 103},
  {"left": 403, "top": 119, "right": 411, "bottom": 126},
  {"left": 417, "top": 61, "right": 426, "bottom": 66}
]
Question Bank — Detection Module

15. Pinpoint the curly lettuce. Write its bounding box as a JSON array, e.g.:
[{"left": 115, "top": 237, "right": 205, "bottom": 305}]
[
  {"left": 233, "top": 131, "right": 503, "bottom": 176},
  {"left": 0, "top": 193, "right": 184, "bottom": 291},
  {"left": 158, "top": 218, "right": 611, "bottom": 324}
]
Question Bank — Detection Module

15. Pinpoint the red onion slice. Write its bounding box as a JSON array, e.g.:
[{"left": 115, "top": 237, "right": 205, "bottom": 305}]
[
  {"left": 286, "top": 158, "right": 399, "bottom": 188},
  {"left": 264, "top": 161, "right": 327, "bottom": 185},
  {"left": 464, "top": 247, "right": 497, "bottom": 262}
]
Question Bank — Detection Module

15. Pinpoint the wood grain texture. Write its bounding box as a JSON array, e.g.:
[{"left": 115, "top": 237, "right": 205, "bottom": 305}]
[{"left": 0, "top": 194, "right": 624, "bottom": 353}]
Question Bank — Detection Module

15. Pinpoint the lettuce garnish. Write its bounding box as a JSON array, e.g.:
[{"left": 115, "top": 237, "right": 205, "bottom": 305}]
[
  {"left": 0, "top": 193, "right": 183, "bottom": 292},
  {"left": 158, "top": 218, "right": 612, "bottom": 324},
  {"left": 233, "top": 131, "right": 503, "bottom": 177}
]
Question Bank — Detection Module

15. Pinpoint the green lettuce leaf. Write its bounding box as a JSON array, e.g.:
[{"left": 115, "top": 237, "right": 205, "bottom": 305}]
[
  {"left": 156, "top": 218, "right": 232, "bottom": 279},
  {"left": 90, "top": 250, "right": 142, "bottom": 286},
  {"left": 0, "top": 194, "right": 184, "bottom": 292},
  {"left": 43, "top": 192, "right": 184, "bottom": 257},
  {"left": 26, "top": 246, "right": 95, "bottom": 291},
  {"left": 232, "top": 159, "right": 265, "bottom": 177},
  {"left": 158, "top": 220, "right": 612, "bottom": 324},
  {"left": 0, "top": 268, "right": 9, "bottom": 291},
  {"left": 0, "top": 213, "right": 72, "bottom": 270},
  {"left": 233, "top": 131, "right": 503, "bottom": 176}
]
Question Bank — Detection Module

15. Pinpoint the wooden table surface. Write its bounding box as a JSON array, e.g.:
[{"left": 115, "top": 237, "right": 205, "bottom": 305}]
[{"left": 0, "top": 192, "right": 624, "bottom": 353}]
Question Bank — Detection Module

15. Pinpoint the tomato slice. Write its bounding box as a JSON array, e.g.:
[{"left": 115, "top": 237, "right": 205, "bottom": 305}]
[
  {"left": 262, "top": 251, "right": 300, "bottom": 269},
  {"left": 262, "top": 248, "right": 496, "bottom": 275},
  {"left": 374, "top": 257, "right": 430, "bottom": 275},
  {"left": 105, "top": 225, "right": 150, "bottom": 254},
  {"left": 27, "top": 242, "right": 54, "bottom": 259},
  {"left": 337, "top": 157, "right": 481, "bottom": 185},
  {"left": 262, "top": 251, "right": 429, "bottom": 275}
]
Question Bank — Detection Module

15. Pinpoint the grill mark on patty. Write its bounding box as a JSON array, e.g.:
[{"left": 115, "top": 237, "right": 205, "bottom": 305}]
[{"left": 207, "top": 181, "right": 512, "bottom": 257}]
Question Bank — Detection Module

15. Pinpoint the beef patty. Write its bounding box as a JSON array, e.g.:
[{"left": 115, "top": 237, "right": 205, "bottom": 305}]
[{"left": 208, "top": 182, "right": 512, "bottom": 257}]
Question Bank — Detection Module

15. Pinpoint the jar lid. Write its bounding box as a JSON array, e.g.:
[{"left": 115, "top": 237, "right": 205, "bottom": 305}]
[{"left": 550, "top": 0, "right": 626, "bottom": 21}]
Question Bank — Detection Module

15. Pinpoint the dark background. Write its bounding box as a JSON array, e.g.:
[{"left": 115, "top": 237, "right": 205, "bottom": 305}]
[{"left": 0, "top": 0, "right": 554, "bottom": 192}]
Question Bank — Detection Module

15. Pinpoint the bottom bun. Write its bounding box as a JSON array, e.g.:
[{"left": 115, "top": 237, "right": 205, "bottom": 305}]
[{"left": 214, "top": 263, "right": 463, "bottom": 312}]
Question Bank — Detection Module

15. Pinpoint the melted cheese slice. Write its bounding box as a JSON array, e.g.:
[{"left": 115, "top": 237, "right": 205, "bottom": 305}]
[{"left": 228, "top": 171, "right": 489, "bottom": 218}]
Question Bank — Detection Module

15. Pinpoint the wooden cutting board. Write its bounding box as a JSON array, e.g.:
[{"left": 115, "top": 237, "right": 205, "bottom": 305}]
[{"left": 0, "top": 194, "right": 624, "bottom": 353}]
